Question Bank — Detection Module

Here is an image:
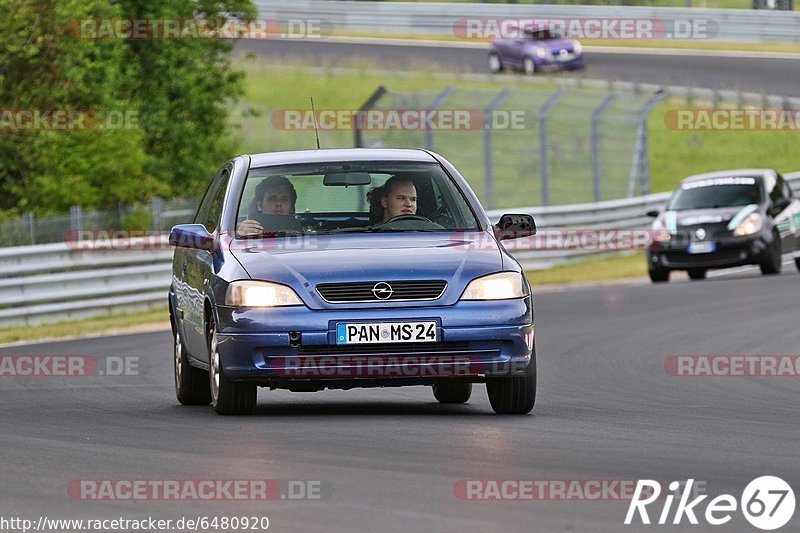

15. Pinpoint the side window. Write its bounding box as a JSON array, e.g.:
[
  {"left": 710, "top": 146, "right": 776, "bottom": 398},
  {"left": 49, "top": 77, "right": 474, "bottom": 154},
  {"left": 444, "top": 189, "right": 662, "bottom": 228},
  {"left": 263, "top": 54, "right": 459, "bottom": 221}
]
[
  {"left": 194, "top": 168, "right": 224, "bottom": 226},
  {"left": 779, "top": 174, "right": 793, "bottom": 199},
  {"left": 202, "top": 169, "right": 230, "bottom": 233}
]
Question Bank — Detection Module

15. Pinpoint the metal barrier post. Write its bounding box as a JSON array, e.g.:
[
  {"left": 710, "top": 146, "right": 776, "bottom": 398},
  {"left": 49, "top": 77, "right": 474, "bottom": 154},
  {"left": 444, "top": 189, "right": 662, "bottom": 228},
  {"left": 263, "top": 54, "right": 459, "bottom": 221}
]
[{"left": 628, "top": 91, "right": 665, "bottom": 197}]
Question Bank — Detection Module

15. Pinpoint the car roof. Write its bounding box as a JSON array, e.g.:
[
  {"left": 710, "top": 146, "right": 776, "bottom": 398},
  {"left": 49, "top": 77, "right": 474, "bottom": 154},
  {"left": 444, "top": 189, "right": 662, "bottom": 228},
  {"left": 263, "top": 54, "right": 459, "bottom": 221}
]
[
  {"left": 247, "top": 148, "right": 437, "bottom": 169},
  {"left": 681, "top": 169, "right": 776, "bottom": 184}
]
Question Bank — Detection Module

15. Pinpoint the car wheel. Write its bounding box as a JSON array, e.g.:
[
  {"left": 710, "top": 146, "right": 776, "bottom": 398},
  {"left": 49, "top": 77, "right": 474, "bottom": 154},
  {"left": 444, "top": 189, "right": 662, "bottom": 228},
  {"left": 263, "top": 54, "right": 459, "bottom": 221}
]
[
  {"left": 486, "top": 356, "right": 536, "bottom": 415},
  {"left": 432, "top": 382, "right": 472, "bottom": 404},
  {"left": 488, "top": 53, "right": 503, "bottom": 73},
  {"left": 687, "top": 268, "right": 706, "bottom": 281},
  {"left": 173, "top": 327, "right": 211, "bottom": 405},
  {"left": 648, "top": 268, "right": 670, "bottom": 283},
  {"left": 795, "top": 257, "right": 800, "bottom": 271},
  {"left": 523, "top": 57, "right": 536, "bottom": 75},
  {"left": 759, "top": 232, "right": 782, "bottom": 275},
  {"left": 208, "top": 318, "right": 256, "bottom": 415}
]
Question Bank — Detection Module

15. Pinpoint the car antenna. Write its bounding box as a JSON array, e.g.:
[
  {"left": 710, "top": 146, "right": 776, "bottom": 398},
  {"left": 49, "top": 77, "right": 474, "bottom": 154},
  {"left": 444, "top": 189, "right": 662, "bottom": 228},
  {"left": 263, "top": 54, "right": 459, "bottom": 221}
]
[{"left": 310, "top": 97, "right": 321, "bottom": 149}]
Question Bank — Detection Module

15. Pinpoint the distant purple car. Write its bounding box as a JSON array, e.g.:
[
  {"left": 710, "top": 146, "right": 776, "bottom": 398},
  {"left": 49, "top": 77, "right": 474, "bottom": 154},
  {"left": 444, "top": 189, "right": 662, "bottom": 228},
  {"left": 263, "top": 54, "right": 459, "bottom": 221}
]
[{"left": 489, "top": 26, "right": 584, "bottom": 74}]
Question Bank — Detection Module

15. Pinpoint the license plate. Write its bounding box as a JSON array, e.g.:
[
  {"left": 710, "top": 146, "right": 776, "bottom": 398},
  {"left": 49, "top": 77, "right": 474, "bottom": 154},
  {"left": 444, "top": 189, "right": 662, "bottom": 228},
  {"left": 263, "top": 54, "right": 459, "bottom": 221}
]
[
  {"left": 336, "top": 321, "right": 437, "bottom": 345},
  {"left": 688, "top": 242, "right": 715, "bottom": 254}
]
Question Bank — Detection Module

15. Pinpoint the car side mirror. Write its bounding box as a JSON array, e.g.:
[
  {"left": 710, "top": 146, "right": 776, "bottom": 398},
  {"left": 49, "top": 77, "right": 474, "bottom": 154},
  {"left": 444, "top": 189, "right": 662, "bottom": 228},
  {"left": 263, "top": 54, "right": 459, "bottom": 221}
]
[
  {"left": 646, "top": 209, "right": 660, "bottom": 217},
  {"left": 770, "top": 198, "right": 790, "bottom": 216},
  {"left": 169, "top": 224, "right": 214, "bottom": 251},
  {"left": 494, "top": 214, "right": 536, "bottom": 241}
]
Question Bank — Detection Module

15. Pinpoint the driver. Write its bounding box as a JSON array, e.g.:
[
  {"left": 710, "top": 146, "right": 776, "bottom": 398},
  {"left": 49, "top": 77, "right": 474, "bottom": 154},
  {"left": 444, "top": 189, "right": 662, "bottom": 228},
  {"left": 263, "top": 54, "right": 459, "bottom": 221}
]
[{"left": 375, "top": 176, "right": 417, "bottom": 223}]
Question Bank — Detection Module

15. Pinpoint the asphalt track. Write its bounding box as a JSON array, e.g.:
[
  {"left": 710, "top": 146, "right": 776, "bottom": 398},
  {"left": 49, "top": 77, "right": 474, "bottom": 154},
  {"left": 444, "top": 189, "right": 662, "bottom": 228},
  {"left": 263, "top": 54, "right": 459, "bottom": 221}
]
[
  {"left": 2, "top": 267, "right": 799, "bottom": 532},
  {"left": 238, "top": 39, "right": 800, "bottom": 97}
]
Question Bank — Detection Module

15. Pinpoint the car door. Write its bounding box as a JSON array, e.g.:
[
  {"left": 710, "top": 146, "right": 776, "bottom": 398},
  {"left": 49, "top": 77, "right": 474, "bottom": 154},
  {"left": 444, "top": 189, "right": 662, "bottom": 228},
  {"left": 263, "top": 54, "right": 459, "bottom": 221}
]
[
  {"left": 767, "top": 172, "right": 795, "bottom": 253},
  {"left": 777, "top": 173, "right": 800, "bottom": 252},
  {"left": 181, "top": 165, "right": 232, "bottom": 360}
]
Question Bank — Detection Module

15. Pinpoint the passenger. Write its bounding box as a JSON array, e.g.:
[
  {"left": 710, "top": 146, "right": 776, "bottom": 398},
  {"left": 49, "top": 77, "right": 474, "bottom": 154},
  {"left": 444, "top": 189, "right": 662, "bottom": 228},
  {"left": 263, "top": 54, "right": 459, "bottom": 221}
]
[{"left": 237, "top": 175, "right": 297, "bottom": 236}]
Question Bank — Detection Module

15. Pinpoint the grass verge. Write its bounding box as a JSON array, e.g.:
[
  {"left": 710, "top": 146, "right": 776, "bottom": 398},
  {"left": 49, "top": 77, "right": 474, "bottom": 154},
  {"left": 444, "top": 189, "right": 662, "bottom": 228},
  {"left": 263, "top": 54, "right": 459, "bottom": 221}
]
[
  {"left": 0, "top": 307, "right": 169, "bottom": 345},
  {"left": 527, "top": 252, "right": 647, "bottom": 285},
  {"left": 236, "top": 60, "right": 800, "bottom": 202}
]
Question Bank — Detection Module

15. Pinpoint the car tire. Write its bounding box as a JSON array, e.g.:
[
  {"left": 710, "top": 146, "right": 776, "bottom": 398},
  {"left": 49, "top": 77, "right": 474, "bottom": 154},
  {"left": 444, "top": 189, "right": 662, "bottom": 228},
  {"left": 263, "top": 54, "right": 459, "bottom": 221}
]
[
  {"left": 687, "top": 268, "right": 706, "bottom": 280},
  {"left": 488, "top": 53, "right": 503, "bottom": 74},
  {"left": 759, "top": 232, "right": 782, "bottom": 275},
  {"left": 173, "top": 327, "right": 211, "bottom": 405},
  {"left": 523, "top": 57, "right": 536, "bottom": 75},
  {"left": 486, "top": 356, "right": 536, "bottom": 415},
  {"left": 432, "top": 382, "right": 472, "bottom": 404},
  {"left": 795, "top": 257, "right": 800, "bottom": 271},
  {"left": 648, "top": 268, "right": 670, "bottom": 283},
  {"left": 208, "top": 318, "right": 256, "bottom": 415}
]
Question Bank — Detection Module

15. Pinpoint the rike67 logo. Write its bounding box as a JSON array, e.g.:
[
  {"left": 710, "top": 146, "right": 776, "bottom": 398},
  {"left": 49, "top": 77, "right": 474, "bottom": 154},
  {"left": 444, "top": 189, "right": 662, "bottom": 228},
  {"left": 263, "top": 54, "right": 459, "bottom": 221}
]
[{"left": 625, "top": 477, "right": 796, "bottom": 530}]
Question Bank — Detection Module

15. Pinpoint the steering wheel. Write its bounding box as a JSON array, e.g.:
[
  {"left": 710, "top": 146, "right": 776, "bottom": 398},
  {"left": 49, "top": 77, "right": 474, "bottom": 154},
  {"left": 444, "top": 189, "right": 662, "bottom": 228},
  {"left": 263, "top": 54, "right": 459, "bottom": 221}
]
[
  {"left": 385, "top": 214, "right": 433, "bottom": 223},
  {"left": 381, "top": 214, "right": 446, "bottom": 230}
]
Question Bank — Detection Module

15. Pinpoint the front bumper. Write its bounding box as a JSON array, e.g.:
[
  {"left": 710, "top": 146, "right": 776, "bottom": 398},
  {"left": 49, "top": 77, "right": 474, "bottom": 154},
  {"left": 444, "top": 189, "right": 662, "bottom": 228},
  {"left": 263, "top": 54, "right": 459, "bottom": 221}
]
[
  {"left": 214, "top": 298, "right": 534, "bottom": 387},
  {"left": 537, "top": 55, "right": 585, "bottom": 70},
  {"left": 647, "top": 233, "right": 769, "bottom": 270}
]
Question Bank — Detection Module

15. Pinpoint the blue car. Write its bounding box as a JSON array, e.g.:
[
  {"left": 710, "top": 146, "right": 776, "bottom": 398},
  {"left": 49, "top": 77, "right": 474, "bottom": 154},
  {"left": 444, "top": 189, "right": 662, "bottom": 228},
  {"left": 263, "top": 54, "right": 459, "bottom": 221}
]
[
  {"left": 169, "top": 149, "right": 537, "bottom": 415},
  {"left": 489, "top": 25, "right": 584, "bottom": 75}
]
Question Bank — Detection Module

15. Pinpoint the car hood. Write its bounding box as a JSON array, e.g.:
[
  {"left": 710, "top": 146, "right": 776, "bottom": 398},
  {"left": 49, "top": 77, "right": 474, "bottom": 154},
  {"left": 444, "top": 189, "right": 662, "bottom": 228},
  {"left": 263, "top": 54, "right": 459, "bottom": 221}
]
[
  {"left": 656, "top": 205, "right": 762, "bottom": 233},
  {"left": 228, "top": 231, "right": 503, "bottom": 309}
]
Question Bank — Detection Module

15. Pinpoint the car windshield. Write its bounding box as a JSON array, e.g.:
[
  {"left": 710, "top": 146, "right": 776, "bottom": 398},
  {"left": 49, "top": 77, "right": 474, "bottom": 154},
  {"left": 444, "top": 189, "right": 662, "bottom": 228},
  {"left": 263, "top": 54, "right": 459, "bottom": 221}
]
[
  {"left": 235, "top": 161, "right": 481, "bottom": 238},
  {"left": 525, "top": 28, "right": 561, "bottom": 40},
  {"left": 667, "top": 177, "right": 762, "bottom": 210}
]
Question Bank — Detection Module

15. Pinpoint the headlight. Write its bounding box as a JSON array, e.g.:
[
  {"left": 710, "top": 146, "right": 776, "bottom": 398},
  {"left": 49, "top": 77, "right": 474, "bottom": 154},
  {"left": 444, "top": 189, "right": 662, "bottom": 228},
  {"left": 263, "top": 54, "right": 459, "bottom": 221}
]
[
  {"left": 651, "top": 219, "right": 671, "bottom": 242},
  {"left": 733, "top": 213, "right": 763, "bottom": 236},
  {"left": 225, "top": 280, "right": 303, "bottom": 307},
  {"left": 573, "top": 41, "right": 582, "bottom": 55},
  {"left": 535, "top": 47, "right": 551, "bottom": 59},
  {"left": 460, "top": 272, "right": 529, "bottom": 301}
]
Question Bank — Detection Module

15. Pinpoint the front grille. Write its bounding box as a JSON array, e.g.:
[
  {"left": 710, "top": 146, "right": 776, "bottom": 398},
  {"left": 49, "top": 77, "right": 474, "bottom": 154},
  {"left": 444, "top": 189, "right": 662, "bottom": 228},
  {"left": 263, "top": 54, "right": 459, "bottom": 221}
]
[
  {"left": 663, "top": 248, "right": 746, "bottom": 266},
  {"left": 297, "top": 341, "right": 471, "bottom": 356},
  {"left": 316, "top": 280, "right": 447, "bottom": 303}
]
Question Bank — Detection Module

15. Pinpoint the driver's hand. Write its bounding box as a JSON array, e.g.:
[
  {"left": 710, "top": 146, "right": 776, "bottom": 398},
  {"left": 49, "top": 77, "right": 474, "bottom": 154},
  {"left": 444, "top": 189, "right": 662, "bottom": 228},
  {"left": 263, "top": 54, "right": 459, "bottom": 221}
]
[{"left": 237, "top": 219, "right": 263, "bottom": 236}]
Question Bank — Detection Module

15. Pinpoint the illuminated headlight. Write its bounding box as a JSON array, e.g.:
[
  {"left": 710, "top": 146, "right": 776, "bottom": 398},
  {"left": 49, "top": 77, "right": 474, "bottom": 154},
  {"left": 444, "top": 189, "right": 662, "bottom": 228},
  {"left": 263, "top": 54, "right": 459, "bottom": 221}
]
[
  {"left": 651, "top": 219, "right": 671, "bottom": 242},
  {"left": 460, "top": 272, "right": 529, "bottom": 301},
  {"left": 573, "top": 41, "right": 582, "bottom": 55},
  {"left": 535, "top": 47, "right": 551, "bottom": 59},
  {"left": 733, "top": 213, "right": 763, "bottom": 236},
  {"left": 225, "top": 280, "right": 303, "bottom": 307}
]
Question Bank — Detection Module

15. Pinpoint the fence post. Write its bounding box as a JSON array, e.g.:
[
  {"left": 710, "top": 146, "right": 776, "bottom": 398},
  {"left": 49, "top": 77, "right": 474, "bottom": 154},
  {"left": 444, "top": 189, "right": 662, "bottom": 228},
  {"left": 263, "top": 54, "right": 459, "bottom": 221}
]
[
  {"left": 538, "top": 89, "right": 565, "bottom": 206},
  {"left": 482, "top": 89, "right": 511, "bottom": 210},
  {"left": 354, "top": 85, "right": 388, "bottom": 148},
  {"left": 24, "top": 212, "right": 35, "bottom": 245},
  {"left": 591, "top": 94, "right": 618, "bottom": 203},
  {"left": 70, "top": 205, "right": 82, "bottom": 237},
  {"left": 151, "top": 196, "right": 163, "bottom": 231},
  {"left": 628, "top": 91, "right": 665, "bottom": 197},
  {"left": 424, "top": 86, "right": 455, "bottom": 151}
]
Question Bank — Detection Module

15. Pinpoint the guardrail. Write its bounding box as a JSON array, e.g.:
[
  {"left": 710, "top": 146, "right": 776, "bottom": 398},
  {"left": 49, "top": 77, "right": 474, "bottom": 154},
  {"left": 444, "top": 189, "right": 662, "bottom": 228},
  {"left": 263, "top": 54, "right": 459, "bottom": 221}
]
[
  {"left": 1, "top": 171, "right": 798, "bottom": 327},
  {"left": 255, "top": 0, "right": 800, "bottom": 43}
]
